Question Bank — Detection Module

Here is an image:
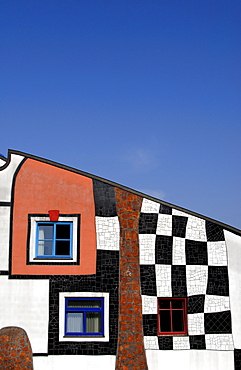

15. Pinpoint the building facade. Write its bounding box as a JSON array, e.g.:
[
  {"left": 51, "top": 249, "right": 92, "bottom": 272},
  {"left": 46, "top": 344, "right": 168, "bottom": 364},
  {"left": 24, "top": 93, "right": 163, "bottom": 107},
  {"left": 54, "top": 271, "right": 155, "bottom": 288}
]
[{"left": 0, "top": 149, "right": 241, "bottom": 369}]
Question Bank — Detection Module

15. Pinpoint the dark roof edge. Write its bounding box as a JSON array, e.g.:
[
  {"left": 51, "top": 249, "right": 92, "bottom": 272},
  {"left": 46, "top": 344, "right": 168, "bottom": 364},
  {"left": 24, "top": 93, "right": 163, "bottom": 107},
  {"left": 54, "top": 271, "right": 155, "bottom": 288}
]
[
  {"left": 0, "top": 154, "right": 7, "bottom": 161},
  {"left": 8, "top": 149, "right": 241, "bottom": 236}
]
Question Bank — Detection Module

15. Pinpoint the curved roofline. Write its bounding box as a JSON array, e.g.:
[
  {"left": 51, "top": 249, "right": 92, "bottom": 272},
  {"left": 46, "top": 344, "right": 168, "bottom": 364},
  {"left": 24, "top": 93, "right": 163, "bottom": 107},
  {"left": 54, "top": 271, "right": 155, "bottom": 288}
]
[
  {"left": 0, "top": 153, "right": 7, "bottom": 164},
  {"left": 7, "top": 149, "right": 241, "bottom": 236}
]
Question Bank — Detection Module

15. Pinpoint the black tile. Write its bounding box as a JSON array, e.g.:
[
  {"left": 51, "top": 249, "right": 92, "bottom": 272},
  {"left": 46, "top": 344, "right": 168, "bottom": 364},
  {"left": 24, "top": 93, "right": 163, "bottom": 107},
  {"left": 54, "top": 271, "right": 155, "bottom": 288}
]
[
  {"left": 143, "top": 314, "right": 158, "bottom": 336},
  {"left": 234, "top": 349, "right": 241, "bottom": 370},
  {"left": 171, "top": 265, "right": 187, "bottom": 297},
  {"left": 206, "top": 266, "right": 229, "bottom": 296},
  {"left": 159, "top": 204, "right": 172, "bottom": 215},
  {"left": 92, "top": 179, "right": 117, "bottom": 217},
  {"left": 206, "top": 221, "right": 225, "bottom": 241},
  {"left": 189, "top": 335, "right": 206, "bottom": 349},
  {"left": 188, "top": 295, "right": 205, "bottom": 314},
  {"left": 172, "top": 216, "right": 188, "bottom": 238},
  {"left": 155, "top": 235, "right": 173, "bottom": 265},
  {"left": 185, "top": 240, "right": 208, "bottom": 265},
  {"left": 139, "top": 213, "right": 158, "bottom": 234},
  {"left": 158, "top": 336, "right": 173, "bottom": 350},
  {"left": 140, "top": 265, "right": 157, "bottom": 296},
  {"left": 204, "top": 311, "right": 232, "bottom": 334}
]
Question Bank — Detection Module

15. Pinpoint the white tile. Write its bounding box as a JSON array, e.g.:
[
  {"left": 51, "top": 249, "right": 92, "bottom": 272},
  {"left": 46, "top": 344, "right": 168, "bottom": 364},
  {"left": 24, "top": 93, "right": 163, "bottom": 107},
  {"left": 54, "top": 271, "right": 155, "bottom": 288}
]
[
  {"left": 144, "top": 336, "right": 159, "bottom": 350},
  {"left": 172, "top": 237, "right": 186, "bottom": 265},
  {"left": 205, "top": 334, "right": 234, "bottom": 350},
  {"left": 186, "top": 216, "right": 207, "bottom": 241},
  {"left": 207, "top": 241, "right": 227, "bottom": 266},
  {"left": 141, "top": 198, "right": 160, "bottom": 213},
  {"left": 155, "top": 265, "right": 172, "bottom": 297},
  {"left": 186, "top": 265, "right": 208, "bottom": 296},
  {"left": 139, "top": 234, "right": 156, "bottom": 264},
  {"left": 142, "top": 295, "right": 157, "bottom": 315},
  {"left": 173, "top": 336, "right": 190, "bottom": 350},
  {"left": 204, "top": 295, "right": 230, "bottom": 313},
  {"left": 96, "top": 216, "right": 120, "bottom": 250},
  {"left": 188, "top": 313, "right": 205, "bottom": 335},
  {"left": 156, "top": 214, "right": 172, "bottom": 236},
  {"left": 172, "top": 209, "right": 189, "bottom": 217}
]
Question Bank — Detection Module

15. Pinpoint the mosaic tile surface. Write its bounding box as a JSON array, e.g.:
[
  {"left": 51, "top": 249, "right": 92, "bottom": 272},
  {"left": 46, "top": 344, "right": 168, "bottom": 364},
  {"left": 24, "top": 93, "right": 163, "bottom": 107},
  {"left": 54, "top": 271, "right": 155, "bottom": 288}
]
[
  {"left": 234, "top": 349, "right": 241, "bottom": 370},
  {"left": 92, "top": 179, "right": 117, "bottom": 217},
  {"left": 141, "top": 198, "right": 160, "bottom": 213},
  {"left": 48, "top": 250, "right": 119, "bottom": 356},
  {"left": 95, "top": 216, "right": 120, "bottom": 251},
  {"left": 139, "top": 198, "right": 233, "bottom": 351},
  {"left": 142, "top": 295, "right": 157, "bottom": 315},
  {"left": 139, "top": 234, "right": 156, "bottom": 264},
  {"left": 188, "top": 313, "right": 205, "bottom": 335},
  {"left": 205, "top": 334, "right": 234, "bottom": 350},
  {"left": 144, "top": 336, "right": 159, "bottom": 350},
  {"left": 173, "top": 336, "right": 190, "bottom": 350},
  {"left": 156, "top": 214, "right": 172, "bottom": 236},
  {"left": 172, "top": 237, "right": 186, "bottom": 265}
]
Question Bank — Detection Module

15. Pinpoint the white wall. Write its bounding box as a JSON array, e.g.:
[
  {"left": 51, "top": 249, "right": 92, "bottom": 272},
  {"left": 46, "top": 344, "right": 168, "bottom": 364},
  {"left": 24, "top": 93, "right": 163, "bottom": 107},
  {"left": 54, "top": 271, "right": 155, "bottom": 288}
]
[
  {"left": 0, "top": 158, "right": 6, "bottom": 166},
  {"left": 0, "top": 153, "right": 24, "bottom": 202},
  {"left": 0, "top": 276, "right": 49, "bottom": 353},
  {"left": 225, "top": 230, "right": 241, "bottom": 349},
  {"left": 33, "top": 355, "right": 116, "bottom": 370},
  {"left": 0, "top": 207, "right": 11, "bottom": 270},
  {"left": 0, "top": 153, "right": 25, "bottom": 270},
  {"left": 146, "top": 350, "right": 234, "bottom": 370}
]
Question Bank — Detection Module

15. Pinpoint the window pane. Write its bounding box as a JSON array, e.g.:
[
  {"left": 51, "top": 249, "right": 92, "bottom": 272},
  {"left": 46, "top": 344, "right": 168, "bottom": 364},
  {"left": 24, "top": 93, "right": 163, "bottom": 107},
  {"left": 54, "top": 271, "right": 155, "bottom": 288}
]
[
  {"left": 172, "top": 310, "right": 184, "bottom": 332},
  {"left": 86, "top": 312, "right": 101, "bottom": 333},
  {"left": 160, "top": 310, "right": 171, "bottom": 332},
  {"left": 66, "top": 312, "right": 83, "bottom": 333},
  {"left": 55, "top": 241, "right": 70, "bottom": 256},
  {"left": 159, "top": 300, "right": 170, "bottom": 309},
  {"left": 38, "top": 225, "right": 53, "bottom": 239},
  {"left": 68, "top": 299, "right": 102, "bottom": 308},
  {"left": 38, "top": 240, "right": 52, "bottom": 255},
  {"left": 172, "top": 300, "right": 183, "bottom": 309},
  {"left": 56, "top": 224, "right": 70, "bottom": 239}
]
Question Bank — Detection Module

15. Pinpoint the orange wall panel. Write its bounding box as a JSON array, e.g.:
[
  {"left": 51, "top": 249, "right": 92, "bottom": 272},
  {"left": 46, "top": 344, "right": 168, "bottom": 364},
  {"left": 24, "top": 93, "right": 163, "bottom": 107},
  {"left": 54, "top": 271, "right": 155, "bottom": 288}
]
[{"left": 12, "top": 159, "right": 96, "bottom": 275}]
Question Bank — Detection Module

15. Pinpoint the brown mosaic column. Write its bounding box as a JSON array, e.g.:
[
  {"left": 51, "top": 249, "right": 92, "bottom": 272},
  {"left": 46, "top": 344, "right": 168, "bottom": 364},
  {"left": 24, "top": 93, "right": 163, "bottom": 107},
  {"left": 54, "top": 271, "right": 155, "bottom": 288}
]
[
  {"left": 0, "top": 326, "right": 33, "bottom": 369},
  {"left": 115, "top": 188, "right": 148, "bottom": 370}
]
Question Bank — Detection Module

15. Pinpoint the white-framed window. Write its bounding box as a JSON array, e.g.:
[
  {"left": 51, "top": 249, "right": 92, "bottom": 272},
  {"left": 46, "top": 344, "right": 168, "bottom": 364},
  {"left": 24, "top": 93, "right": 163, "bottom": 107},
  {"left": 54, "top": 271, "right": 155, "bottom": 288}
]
[
  {"left": 59, "top": 292, "right": 109, "bottom": 342},
  {"left": 28, "top": 215, "right": 79, "bottom": 263},
  {"left": 36, "top": 221, "right": 73, "bottom": 258}
]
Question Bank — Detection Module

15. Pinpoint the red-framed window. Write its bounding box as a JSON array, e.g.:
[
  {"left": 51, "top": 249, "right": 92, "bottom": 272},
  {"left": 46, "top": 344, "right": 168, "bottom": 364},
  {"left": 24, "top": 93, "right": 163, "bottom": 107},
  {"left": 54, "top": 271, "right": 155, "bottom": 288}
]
[{"left": 157, "top": 298, "right": 187, "bottom": 335}]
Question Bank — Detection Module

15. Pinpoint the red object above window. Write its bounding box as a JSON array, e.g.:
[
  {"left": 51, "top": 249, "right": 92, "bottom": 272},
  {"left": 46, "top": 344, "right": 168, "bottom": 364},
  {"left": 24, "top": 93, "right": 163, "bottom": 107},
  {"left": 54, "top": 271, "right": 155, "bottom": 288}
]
[
  {"left": 157, "top": 298, "right": 187, "bottom": 335},
  {"left": 48, "top": 210, "right": 60, "bottom": 221}
]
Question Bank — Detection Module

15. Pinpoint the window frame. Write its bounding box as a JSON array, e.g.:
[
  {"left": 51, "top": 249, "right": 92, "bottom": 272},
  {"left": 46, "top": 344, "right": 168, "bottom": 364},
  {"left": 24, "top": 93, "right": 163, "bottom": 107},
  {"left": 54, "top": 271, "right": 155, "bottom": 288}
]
[
  {"left": 35, "top": 221, "right": 73, "bottom": 259},
  {"left": 65, "top": 297, "right": 104, "bottom": 337},
  {"left": 59, "top": 292, "right": 109, "bottom": 342},
  {"left": 157, "top": 297, "right": 187, "bottom": 336},
  {"left": 28, "top": 214, "right": 80, "bottom": 264}
]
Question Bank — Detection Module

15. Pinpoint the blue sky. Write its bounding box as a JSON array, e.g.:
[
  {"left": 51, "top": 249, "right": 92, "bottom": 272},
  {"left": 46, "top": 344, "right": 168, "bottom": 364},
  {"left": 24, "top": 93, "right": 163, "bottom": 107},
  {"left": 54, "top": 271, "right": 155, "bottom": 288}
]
[{"left": 1, "top": 1, "right": 241, "bottom": 228}]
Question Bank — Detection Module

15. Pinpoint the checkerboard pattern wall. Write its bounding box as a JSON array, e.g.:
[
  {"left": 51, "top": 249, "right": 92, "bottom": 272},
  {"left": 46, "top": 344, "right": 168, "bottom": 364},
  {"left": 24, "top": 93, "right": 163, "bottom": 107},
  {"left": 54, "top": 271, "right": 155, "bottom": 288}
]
[{"left": 140, "top": 198, "right": 233, "bottom": 351}]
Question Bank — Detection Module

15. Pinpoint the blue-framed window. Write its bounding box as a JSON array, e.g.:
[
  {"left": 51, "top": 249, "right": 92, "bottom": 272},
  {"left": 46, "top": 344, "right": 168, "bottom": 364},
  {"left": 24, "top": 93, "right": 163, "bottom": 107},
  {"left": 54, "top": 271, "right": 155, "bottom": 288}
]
[
  {"left": 36, "top": 222, "right": 73, "bottom": 258},
  {"left": 65, "top": 298, "right": 104, "bottom": 336}
]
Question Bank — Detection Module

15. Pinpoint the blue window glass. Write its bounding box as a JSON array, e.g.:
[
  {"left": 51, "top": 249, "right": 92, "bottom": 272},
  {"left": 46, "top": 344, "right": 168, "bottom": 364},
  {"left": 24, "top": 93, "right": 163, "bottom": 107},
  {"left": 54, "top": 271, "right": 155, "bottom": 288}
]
[
  {"left": 65, "top": 298, "right": 104, "bottom": 336},
  {"left": 36, "top": 222, "right": 72, "bottom": 258}
]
